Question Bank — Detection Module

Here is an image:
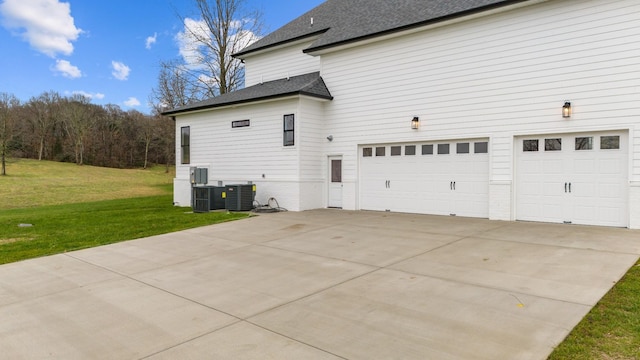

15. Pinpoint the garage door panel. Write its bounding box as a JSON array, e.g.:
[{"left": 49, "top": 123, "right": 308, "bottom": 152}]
[
  {"left": 360, "top": 140, "right": 489, "bottom": 218},
  {"left": 516, "top": 131, "right": 628, "bottom": 227}
]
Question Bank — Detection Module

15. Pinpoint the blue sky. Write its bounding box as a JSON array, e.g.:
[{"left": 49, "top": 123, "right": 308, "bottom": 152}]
[{"left": 0, "top": 0, "right": 324, "bottom": 114}]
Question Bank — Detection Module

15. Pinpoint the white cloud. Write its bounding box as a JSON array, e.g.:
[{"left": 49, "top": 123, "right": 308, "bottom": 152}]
[
  {"left": 53, "top": 59, "right": 81, "bottom": 78},
  {"left": 145, "top": 32, "right": 157, "bottom": 49},
  {"left": 71, "top": 90, "right": 104, "bottom": 100},
  {"left": 111, "top": 61, "right": 130, "bottom": 81},
  {"left": 124, "top": 97, "right": 140, "bottom": 107},
  {"left": 0, "top": 0, "right": 82, "bottom": 57},
  {"left": 176, "top": 18, "right": 208, "bottom": 68}
]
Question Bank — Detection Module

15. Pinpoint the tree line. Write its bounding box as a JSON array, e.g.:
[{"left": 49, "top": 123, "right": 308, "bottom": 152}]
[{"left": 0, "top": 91, "right": 174, "bottom": 175}]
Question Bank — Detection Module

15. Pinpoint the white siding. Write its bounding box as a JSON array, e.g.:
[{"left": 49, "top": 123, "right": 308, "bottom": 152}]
[
  {"left": 318, "top": 0, "right": 640, "bottom": 222},
  {"left": 173, "top": 97, "right": 328, "bottom": 211},
  {"left": 244, "top": 40, "right": 321, "bottom": 86},
  {"left": 174, "top": 99, "right": 303, "bottom": 210}
]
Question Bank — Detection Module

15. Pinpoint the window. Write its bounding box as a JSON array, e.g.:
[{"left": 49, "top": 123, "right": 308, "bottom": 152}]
[
  {"left": 180, "top": 126, "right": 190, "bottom": 164},
  {"left": 363, "top": 147, "right": 373, "bottom": 157},
  {"left": 375, "top": 147, "right": 386, "bottom": 156},
  {"left": 575, "top": 137, "right": 593, "bottom": 150},
  {"left": 331, "top": 160, "right": 342, "bottom": 183},
  {"left": 437, "top": 144, "right": 450, "bottom": 155},
  {"left": 405, "top": 145, "right": 416, "bottom": 155},
  {"left": 283, "top": 114, "right": 294, "bottom": 146},
  {"left": 523, "top": 140, "right": 538, "bottom": 152},
  {"left": 422, "top": 144, "right": 433, "bottom": 155},
  {"left": 545, "top": 138, "right": 561, "bottom": 151},
  {"left": 232, "top": 119, "right": 250, "bottom": 128},
  {"left": 601, "top": 136, "right": 620, "bottom": 150},
  {"left": 474, "top": 142, "right": 488, "bottom": 154},
  {"left": 391, "top": 146, "right": 401, "bottom": 156},
  {"left": 456, "top": 143, "right": 470, "bottom": 154}
]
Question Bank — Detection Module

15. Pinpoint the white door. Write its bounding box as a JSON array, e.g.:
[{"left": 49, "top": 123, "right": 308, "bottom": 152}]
[
  {"left": 516, "top": 131, "right": 628, "bottom": 227},
  {"left": 360, "top": 140, "right": 489, "bottom": 218},
  {"left": 328, "top": 156, "right": 343, "bottom": 208}
]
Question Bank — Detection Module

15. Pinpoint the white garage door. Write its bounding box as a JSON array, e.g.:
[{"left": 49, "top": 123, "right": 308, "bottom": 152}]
[
  {"left": 516, "top": 131, "right": 628, "bottom": 227},
  {"left": 360, "top": 139, "right": 489, "bottom": 218}
]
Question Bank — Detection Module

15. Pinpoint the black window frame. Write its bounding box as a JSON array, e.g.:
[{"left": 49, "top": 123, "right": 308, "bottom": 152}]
[
  {"left": 180, "top": 126, "right": 190, "bottom": 164},
  {"left": 283, "top": 114, "right": 295, "bottom": 146}
]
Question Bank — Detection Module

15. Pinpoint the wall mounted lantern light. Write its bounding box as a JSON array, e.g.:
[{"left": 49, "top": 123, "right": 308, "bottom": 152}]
[
  {"left": 562, "top": 101, "right": 572, "bottom": 118},
  {"left": 411, "top": 116, "right": 420, "bottom": 129}
]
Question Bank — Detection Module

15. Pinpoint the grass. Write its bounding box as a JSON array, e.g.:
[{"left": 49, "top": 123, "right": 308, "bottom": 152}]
[
  {"left": 0, "top": 195, "right": 248, "bottom": 264},
  {"left": 0, "top": 158, "right": 175, "bottom": 209},
  {"left": 547, "top": 260, "right": 640, "bottom": 359},
  {"left": 0, "top": 158, "right": 249, "bottom": 264}
]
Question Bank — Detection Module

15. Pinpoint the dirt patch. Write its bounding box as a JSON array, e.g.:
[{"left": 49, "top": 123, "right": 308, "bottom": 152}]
[
  {"left": 283, "top": 224, "right": 306, "bottom": 231},
  {"left": 0, "top": 237, "right": 34, "bottom": 245}
]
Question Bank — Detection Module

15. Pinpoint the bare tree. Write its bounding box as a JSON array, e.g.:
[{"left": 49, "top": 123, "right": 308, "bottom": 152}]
[
  {"left": 61, "top": 95, "right": 94, "bottom": 165},
  {"left": 0, "top": 92, "right": 20, "bottom": 175},
  {"left": 25, "top": 91, "right": 60, "bottom": 160},
  {"left": 149, "top": 60, "right": 199, "bottom": 112},
  {"left": 166, "top": 0, "right": 262, "bottom": 101}
]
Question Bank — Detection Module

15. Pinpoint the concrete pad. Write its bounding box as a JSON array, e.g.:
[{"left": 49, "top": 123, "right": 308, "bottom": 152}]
[
  {"left": 70, "top": 231, "right": 249, "bottom": 275},
  {"left": 148, "top": 322, "right": 341, "bottom": 359},
  {"left": 0, "top": 254, "right": 119, "bottom": 306},
  {"left": 0, "top": 276, "right": 236, "bottom": 359},
  {"left": 1, "top": 210, "right": 638, "bottom": 359},
  {"left": 134, "top": 245, "right": 375, "bottom": 318},
  {"left": 477, "top": 221, "right": 640, "bottom": 254},
  {"left": 250, "top": 269, "right": 591, "bottom": 360},
  {"left": 391, "top": 237, "right": 639, "bottom": 305},
  {"left": 266, "top": 223, "right": 462, "bottom": 266},
  {"left": 355, "top": 211, "right": 507, "bottom": 236},
  {"left": 185, "top": 213, "right": 334, "bottom": 244}
]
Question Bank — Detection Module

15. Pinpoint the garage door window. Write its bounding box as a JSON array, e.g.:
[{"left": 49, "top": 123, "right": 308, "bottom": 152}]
[
  {"left": 363, "top": 147, "right": 373, "bottom": 157},
  {"left": 545, "top": 138, "right": 561, "bottom": 151},
  {"left": 438, "top": 144, "right": 450, "bottom": 155},
  {"left": 474, "top": 142, "right": 488, "bottom": 153},
  {"left": 601, "top": 136, "right": 620, "bottom": 150},
  {"left": 422, "top": 144, "right": 433, "bottom": 155},
  {"left": 456, "top": 143, "right": 470, "bottom": 154},
  {"left": 376, "top": 147, "right": 386, "bottom": 156},
  {"left": 391, "top": 146, "right": 401, "bottom": 156},
  {"left": 575, "top": 137, "right": 593, "bottom": 150},
  {"left": 405, "top": 145, "right": 416, "bottom": 155},
  {"left": 523, "top": 140, "right": 538, "bottom": 152}
]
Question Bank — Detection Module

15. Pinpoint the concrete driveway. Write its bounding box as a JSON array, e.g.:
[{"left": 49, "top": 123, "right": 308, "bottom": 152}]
[{"left": 1, "top": 210, "right": 639, "bottom": 359}]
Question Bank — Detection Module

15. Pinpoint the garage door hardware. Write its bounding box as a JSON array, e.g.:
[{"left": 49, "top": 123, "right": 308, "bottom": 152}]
[{"left": 564, "top": 182, "right": 572, "bottom": 193}]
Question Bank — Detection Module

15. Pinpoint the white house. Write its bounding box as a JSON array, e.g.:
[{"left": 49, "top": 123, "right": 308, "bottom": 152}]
[{"left": 164, "top": 0, "right": 640, "bottom": 229}]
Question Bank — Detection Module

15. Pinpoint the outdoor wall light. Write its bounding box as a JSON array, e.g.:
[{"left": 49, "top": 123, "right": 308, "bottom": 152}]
[
  {"left": 411, "top": 116, "right": 419, "bottom": 129},
  {"left": 562, "top": 101, "right": 572, "bottom": 118}
]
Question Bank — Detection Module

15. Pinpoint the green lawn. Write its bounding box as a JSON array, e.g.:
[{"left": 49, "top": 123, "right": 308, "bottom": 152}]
[
  {"left": 0, "top": 194, "right": 248, "bottom": 265},
  {"left": 0, "top": 158, "right": 175, "bottom": 209},
  {"left": 0, "top": 159, "right": 248, "bottom": 264}
]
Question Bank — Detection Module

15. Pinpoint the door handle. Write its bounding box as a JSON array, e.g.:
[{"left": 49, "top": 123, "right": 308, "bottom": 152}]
[
  {"left": 569, "top": 182, "right": 571, "bottom": 193},
  {"left": 564, "top": 182, "right": 567, "bottom": 193},
  {"left": 453, "top": 181, "right": 456, "bottom": 190},
  {"left": 450, "top": 181, "right": 453, "bottom": 190}
]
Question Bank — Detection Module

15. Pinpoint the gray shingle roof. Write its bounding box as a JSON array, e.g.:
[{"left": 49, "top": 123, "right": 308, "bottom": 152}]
[
  {"left": 162, "top": 72, "right": 332, "bottom": 116},
  {"left": 234, "top": 0, "right": 525, "bottom": 57}
]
